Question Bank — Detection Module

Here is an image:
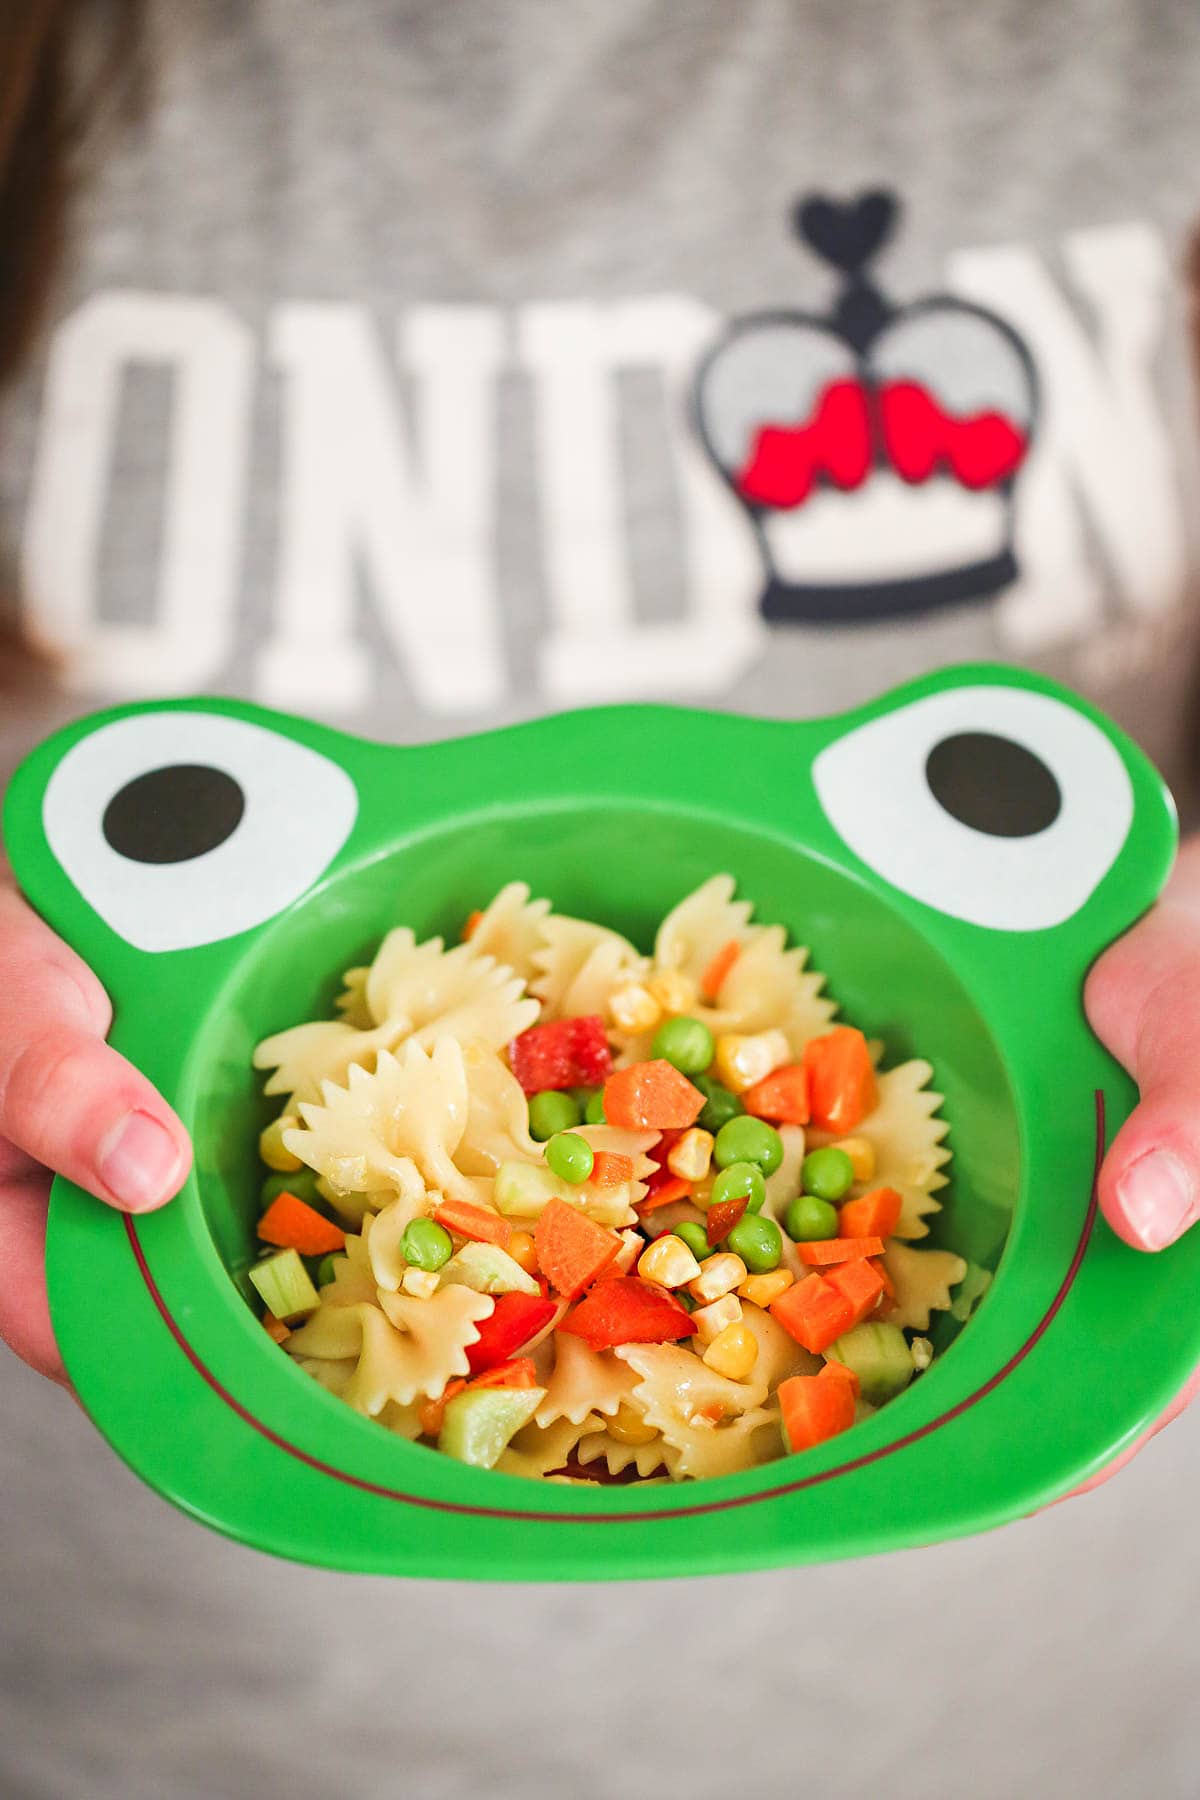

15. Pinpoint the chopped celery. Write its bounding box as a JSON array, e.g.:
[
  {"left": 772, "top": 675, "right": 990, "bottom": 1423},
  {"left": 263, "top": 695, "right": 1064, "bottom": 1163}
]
[
  {"left": 438, "top": 1387, "right": 545, "bottom": 1469},
  {"left": 248, "top": 1248, "right": 319, "bottom": 1324},
  {"left": 826, "top": 1322, "right": 914, "bottom": 1405},
  {"left": 494, "top": 1158, "right": 633, "bottom": 1228},
  {"left": 437, "top": 1241, "right": 541, "bottom": 1297}
]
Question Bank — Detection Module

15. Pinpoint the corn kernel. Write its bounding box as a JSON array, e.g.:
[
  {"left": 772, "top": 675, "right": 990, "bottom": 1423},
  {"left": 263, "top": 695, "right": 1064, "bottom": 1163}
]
[
  {"left": 508, "top": 1230, "right": 538, "bottom": 1275},
  {"left": 637, "top": 1234, "right": 702, "bottom": 1289},
  {"left": 667, "top": 1127, "right": 714, "bottom": 1183},
  {"left": 609, "top": 982, "right": 662, "bottom": 1033},
  {"left": 832, "top": 1136, "right": 876, "bottom": 1183},
  {"left": 713, "top": 1029, "right": 790, "bottom": 1094},
  {"left": 911, "top": 1335, "right": 934, "bottom": 1372},
  {"left": 689, "top": 1252, "right": 747, "bottom": 1304},
  {"left": 402, "top": 1267, "right": 440, "bottom": 1300},
  {"left": 648, "top": 969, "right": 699, "bottom": 1015},
  {"left": 703, "top": 1321, "right": 759, "bottom": 1382},
  {"left": 259, "top": 1114, "right": 303, "bottom": 1171},
  {"left": 739, "top": 1268, "right": 795, "bottom": 1309},
  {"left": 691, "top": 1293, "right": 743, "bottom": 1344},
  {"left": 607, "top": 1403, "right": 659, "bottom": 1446}
]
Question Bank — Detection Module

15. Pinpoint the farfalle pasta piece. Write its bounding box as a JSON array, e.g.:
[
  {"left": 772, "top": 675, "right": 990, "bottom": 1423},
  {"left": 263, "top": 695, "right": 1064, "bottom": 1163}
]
[
  {"left": 854, "top": 1060, "right": 951, "bottom": 1239},
  {"left": 307, "top": 1287, "right": 495, "bottom": 1414},
  {"left": 285, "top": 1039, "right": 488, "bottom": 1208},
  {"left": 715, "top": 924, "right": 837, "bottom": 1050},
  {"left": 334, "top": 965, "right": 372, "bottom": 1029},
  {"left": 653, "top": 874, "right": 757, "bottom": 986},
  {"left": 613, "top": 1343, "right": 777, "bottom": 1479},
  {"left": 455, "top": 1041, "right": 542, "bottom": 1176},
  {"left": 467, "top": 882, "right": 552, "bottom": 986},
  {"left": 292, "top": 1353, "right": 355, "bottom": 1399},
  {"left": 362, "top": 1195, "right": 429, "bottom": 1292},
  {"left": 531, "top": 914, "right": 647, "bottom": 1019},
  {"left": 365, "top": 928, "right": 539, "bottom": 1051},
  {"left": 575, "top": 1430, "right": 675, "bottom": 1480},
  {"left": 882, "top": 1242, "right": 967, "bottom": 1331},
  {"left": 535, "top": 1331, "right": 640, "bottom": 1428},
  {"left": 497, "top": 1412, "right": 608, "bottom": 1480},
  {"left": 253, "top": 1017, "right": 404, "bottom": 1110},
  {"left": 312, "top": 1232, "right": 379, "bottom": 1307},
  {"left": 738, "top": 1301, "right": 821, "bottom": 1392}
]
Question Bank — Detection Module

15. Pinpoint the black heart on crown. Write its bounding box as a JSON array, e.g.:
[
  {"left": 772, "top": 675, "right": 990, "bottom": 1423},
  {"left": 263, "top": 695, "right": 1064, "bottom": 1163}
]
[{"left": 794, "top": 190, "right": 899, "bottom": 275}]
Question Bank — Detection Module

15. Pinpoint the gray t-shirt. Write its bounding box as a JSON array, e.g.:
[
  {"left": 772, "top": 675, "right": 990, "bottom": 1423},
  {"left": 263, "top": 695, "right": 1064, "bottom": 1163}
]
[{"left": 4, "top": 7, "right": 1200, "bottom": 1798}]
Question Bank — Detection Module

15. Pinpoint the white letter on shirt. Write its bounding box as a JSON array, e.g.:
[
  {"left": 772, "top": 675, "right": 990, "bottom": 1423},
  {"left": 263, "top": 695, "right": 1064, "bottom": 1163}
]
[
  {"left": 22, "top": 291, "right": 252, "bottom": 692},
  {"left": 261, "top": 303, "right": 504, "bottom": 715},
  {"left": 520, "top": 297, "right": 763, "bottom": 704},
  {"left": 948, "top": 223, "right": 1184, "bottom": 653}
]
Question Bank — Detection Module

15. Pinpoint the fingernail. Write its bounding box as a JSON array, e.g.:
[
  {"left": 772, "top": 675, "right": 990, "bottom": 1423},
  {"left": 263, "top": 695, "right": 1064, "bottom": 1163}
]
[
  {"left": 1116, "top": 1150, "right": 1196, "bottom": 1251},
  {"left": 98, "top": 1111, "right": 183, "bottom": 1212}
]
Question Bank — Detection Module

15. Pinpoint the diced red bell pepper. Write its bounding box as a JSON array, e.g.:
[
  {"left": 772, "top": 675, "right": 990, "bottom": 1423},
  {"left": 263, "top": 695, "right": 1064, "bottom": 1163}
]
[
  {"left": 465, "top": 1292, "right": 558, "bottom": 1373},
  {"left": 705, "top": 1194, "right": 748, "bottom": 1247},
  {"left": 559, "top": 1277, "right": 695, "bottom": 1352},
  {"left": 509, "top": 1015, "right": 613, "bottom": 1095}
]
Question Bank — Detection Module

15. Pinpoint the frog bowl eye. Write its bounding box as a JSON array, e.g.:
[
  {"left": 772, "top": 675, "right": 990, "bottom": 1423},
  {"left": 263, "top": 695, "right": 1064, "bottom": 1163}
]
[
  {"left": 812, "top": 684, "right": 1134, "bottom": 931},
  {"left": 42, "top": 711, "right": 357, "bottom": 951}
]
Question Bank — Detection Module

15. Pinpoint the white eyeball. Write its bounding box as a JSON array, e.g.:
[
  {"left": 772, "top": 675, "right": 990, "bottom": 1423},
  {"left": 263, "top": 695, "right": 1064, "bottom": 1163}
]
[
  {"left": 43, "top": 712, "right": 358, "bottom": 952},
  {"left": 812, "top": 686, "right": 1133, "bottom": 931}
]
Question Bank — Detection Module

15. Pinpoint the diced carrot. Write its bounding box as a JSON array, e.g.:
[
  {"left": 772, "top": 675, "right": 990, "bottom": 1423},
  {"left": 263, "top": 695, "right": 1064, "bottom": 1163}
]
[
  {"left": 603, "top": 1061, "right": 705, "bottom": 1131},
  {"left": 433, "top": 1198, "right": 513, "bottom": 1250},
  {"left": 419, "top": 1378, "right": 467, "bottom": 1437},
  {"left": 705, "top": 1195, "right": 748, "bottom": 1247},
  {"left": 697, "top": 1402, "right": 726, "bottom": 1425},
  {"left": 779, "top": 1372, "right": 856, "bottom": 1452},
  {"left": 261, "top": 1311, "right": 291, "bottom": 1344},
  {"left": 463, "top": 909, "right": 484, "bottom": 941},
  {"left": 819, "top": 1360, "right": 861, "bottom": 1400},
  {"left": 534, "top": 1197, "right": 622, "bottom": 1300},
  {"left": 825, "top": 1257, "right": 886, "bottom": 1325},
  {"left": 257, "top": 1192, "right": 346, "bottom": 1257},
  {"left": 589, "top": 1151, "right": 635, "bottom": 1188},
  {"left": 466, "top": 1357, "right": 538, "bottom": 1392},
  {"left": 700, "top": 939, "right": 741, "bottom": 1002},
  {"left": 796, "top": 1235, "right": 886, "bottom": 1267},
  {"left": 770, "top": 1273, "right": 855, "bottom": 1354},
  {"left": 838, "top": 1186, "right": 902, "bottom": 1240},
  {"left": 634, "top": 1177, "right": 693, "bottom": 1215},
  {"left": 742, "top": 1063, "right": 811, "bottom": 1126},
  {"left": 802, "top": 1026, "right": 878, "bottom": 1134}
]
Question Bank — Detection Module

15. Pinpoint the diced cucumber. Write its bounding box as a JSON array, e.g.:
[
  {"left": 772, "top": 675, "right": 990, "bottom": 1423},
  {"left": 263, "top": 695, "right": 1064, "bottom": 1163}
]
[
  {"left": 493, "top": 1158, "right": 632, "bottom": 1228},
  {"left": 437, "top": 1241, "right": 541, "bottom": 1297},
  {"left": 949, "top": 1262, "right": 993, "bottom": 1322},
  {"left": 248, "top": 1248, "right": 320, "bottom": 1324},
  {"left": 438, "top": 1387, "right": 545, "bottom": 1469},
  {"left": 826, "top": 1322, "right": 915, "bottom": 1406}
]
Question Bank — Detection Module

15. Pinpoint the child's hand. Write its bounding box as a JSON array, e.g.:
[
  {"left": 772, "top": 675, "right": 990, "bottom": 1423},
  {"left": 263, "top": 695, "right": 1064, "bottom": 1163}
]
[
  {"left": 0, "top": 879, "right": 191, "bottom": 1385},
  {"left": 1068, "top": 833, "right": 1200, "bottom": 1490}
]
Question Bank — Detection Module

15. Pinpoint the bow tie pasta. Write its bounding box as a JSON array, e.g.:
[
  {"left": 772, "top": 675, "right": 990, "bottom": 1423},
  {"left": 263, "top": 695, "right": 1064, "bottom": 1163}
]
[{"left": 246, "top": 877, "right": 967, "bottom": 1482}]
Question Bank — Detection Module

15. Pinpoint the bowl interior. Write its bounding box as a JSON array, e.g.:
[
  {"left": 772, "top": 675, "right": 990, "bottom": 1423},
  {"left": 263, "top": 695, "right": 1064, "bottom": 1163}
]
[{"left": 186, "top": 800, "right": 1020, "bottom": 1373}]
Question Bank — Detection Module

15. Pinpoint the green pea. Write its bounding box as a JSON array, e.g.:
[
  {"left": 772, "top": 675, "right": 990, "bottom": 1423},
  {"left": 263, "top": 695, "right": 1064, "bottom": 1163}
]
[
  {"left": 315, "top": 1252, "right": 340, "bottom": 1288},
  {"left": 783, "top": 1194, "right": 839, "bottom": 1242},
  {"left": 706, "top": 1160, "right": 766, "bottom": 1215},
  {"left": 727, "top": 1214, "right": 783, "bottom": 1273},
  {"left": 583, "top": 1088, "right": 607, "bottom": 1125},
  {"left": 528, "top": 1089, "right": 582, "bottom": 1141},
  {"left": 801, "top": 1146, "right": 855, "bottom": 1202},
  {"left": 401, "top": 1217, "right": 454, "bottom": 1272},
  {"left": 546, "top": 1130, "right": 595, "bottom": 1184},
  {"left": 713, "top": 1115, "right": 784, "bottom": 1177},
  {"left": 674, "top": 1221, "right": 712, "bottom": 1262},
  {"left": 651, "top": 1014, "right": 715, "bottom": 1077},
  {"left": 690, "top": 1073, "right": 745, "bottom": 1136},
  {"left": 260, "top": 1168, "right": 320, "bottom": 1210}
]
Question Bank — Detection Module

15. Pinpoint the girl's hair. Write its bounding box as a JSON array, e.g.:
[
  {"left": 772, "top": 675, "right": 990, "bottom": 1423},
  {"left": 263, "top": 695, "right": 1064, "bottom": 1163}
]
[{"left": 0, "top": 1, "right": 145, "bottom": 689}]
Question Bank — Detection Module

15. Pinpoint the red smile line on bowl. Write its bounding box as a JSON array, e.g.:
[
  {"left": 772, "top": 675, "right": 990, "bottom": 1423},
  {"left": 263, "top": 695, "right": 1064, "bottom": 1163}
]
[{"left": 123, "top": 1092, "right": 1104, "bottom": 1526}]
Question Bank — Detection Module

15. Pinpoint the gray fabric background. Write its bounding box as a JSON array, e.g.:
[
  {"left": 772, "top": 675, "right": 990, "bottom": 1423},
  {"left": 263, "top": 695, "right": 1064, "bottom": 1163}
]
[{"left": 4, "top": 3, "right": 1200, "bottom": 1794}]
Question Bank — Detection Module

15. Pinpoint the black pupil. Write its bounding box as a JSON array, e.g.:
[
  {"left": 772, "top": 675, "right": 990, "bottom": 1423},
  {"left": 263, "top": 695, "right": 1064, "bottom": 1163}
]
[
  {"left": 102, "top": 764, "right": 246, "bottom": 864},
  {"left": 924, "top": 731, "right": 1061, "bottom": 838}
]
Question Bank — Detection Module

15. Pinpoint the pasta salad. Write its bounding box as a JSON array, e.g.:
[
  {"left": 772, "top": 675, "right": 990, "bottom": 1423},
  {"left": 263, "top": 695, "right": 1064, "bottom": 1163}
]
[{"left": 246, "top": 877, "right": 967, "bottom": 1483}]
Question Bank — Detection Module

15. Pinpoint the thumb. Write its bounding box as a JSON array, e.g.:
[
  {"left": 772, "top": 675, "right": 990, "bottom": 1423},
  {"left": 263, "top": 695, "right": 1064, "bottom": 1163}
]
[{"left": 1085, "top": 841, "right": 1200, "bottom": 1252}]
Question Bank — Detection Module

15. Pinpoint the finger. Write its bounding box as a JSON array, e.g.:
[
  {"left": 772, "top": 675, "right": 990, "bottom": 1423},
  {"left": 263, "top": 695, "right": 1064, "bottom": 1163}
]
[
  {"left": 0, "top": 884, "right": 191, "bottom": 1213},
  {"left": 1085, "top": 842, "right": 1200, "bottom": 1251},
  {"left": 1058, "top": 1365, "right": 1200, "bottom": 1502},
  {"left": 0, "top": 1170, "right": 68, "bottom": 1386}
]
